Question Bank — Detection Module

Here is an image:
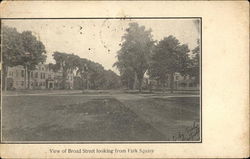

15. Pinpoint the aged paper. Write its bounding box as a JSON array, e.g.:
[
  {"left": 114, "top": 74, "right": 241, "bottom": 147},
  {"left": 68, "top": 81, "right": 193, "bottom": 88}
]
[{"left": 0, "top": 1, "right": 249, "bottom": 158}]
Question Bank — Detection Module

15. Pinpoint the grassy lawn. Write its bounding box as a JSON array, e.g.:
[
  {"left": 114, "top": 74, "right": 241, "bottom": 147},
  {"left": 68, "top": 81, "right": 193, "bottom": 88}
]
[
  {"left": 2, "top": 91, "right": 200, "bottom": 141},
  {"left": 121, "top": 97, "right": 200, "bottom": 140}
]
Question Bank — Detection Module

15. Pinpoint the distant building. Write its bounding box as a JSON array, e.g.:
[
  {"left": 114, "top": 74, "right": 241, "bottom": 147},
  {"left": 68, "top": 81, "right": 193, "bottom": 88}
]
[
  {"left": 144, "top": 72, "right": 199, "bottom": 90},
  {"left": 173, "top": 72, "right": 199, "bottom": 90},
  {"left": 6, "top": 63, "right": 74, "bottom": 90}
]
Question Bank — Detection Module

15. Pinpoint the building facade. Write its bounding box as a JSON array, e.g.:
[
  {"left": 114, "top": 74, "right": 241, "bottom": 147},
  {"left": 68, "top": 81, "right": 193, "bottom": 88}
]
[
  {"left": 6, "top": 63, "right": 74, "bottom": 90},
  {"left": 144, "top": 72, "right": 199, "bottom": 90}
]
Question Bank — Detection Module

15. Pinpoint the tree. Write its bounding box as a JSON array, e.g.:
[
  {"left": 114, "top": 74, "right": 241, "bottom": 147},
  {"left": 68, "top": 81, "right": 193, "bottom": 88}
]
[
  {"left": 87, "top": 61, "right": 105, "bottom": 89},
  {"left": 20, "top": 31, "right": 46, "bottom": 89},
  {"left": 113, "top": 57, "right": 135, "bottom": 89},
  {"left": 114, "top": 22, "right": 155, "bottom": 92},
  {"left": 103, "top": 70, "right": 121, "bottom": 89},
  {"left": 2, "top": 26, "right": 47, "bottom": 90},
  {"left": 188, "top": 39, "right": 200, "bottom": 85},
  {"left": 77, "top": 58, "right": 121, "bottom": 90},
  {"left": 53, "top": 52, "right": 79, "bottom": 89},
  {"left": 2, "top": 26, "right": 24, "bottom": 90},
  {"left": 149, "top": 35, "right": 190, "bottom": 93},
  {"left": 76, "top": 58, "right": 89, "bottom": 90}
]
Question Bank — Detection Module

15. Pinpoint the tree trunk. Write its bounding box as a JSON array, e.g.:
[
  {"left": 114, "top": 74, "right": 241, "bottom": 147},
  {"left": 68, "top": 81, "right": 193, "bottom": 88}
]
[
  {"left": 62, "top": 69, "right": 67, "bottom": 89},
  {"left": 3, "top": 65, "right": 8, "bottom": 91},
  {"left": 85, "top": 74, "right": 89, "bottom": 90},
  {"left": 138, "top": 78, "right": 142, "bottom": 93},
  {"left": 133, "top": 72, "right": 137, "bottom": 90},
  {"left": 170, "top": 72, "right": 174, "bottom": 93},
  {"left": 162, "top": 81, "right": 166, "bottom": 93},
  {"left": 82, "top": 78, "right": 85, "bottom": 91},
  {"left": 27, "top": 70, "right": 30, "bottom": 89},
  {"left": 24, "top": 65, "right": 27, "bottom": 89}
]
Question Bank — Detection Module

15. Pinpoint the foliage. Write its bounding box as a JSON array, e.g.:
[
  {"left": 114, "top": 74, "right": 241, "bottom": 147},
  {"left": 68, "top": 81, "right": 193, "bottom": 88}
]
[
  {"left": 187, "top": 39, "right": 200, "bottom": 84},
  {"left": 53, "top": 52, "right": 80, "bottom": 89},
  {"left": 53, "top": 52, "right": 79, "bottom": 72},
  {"left": 114, "top": 22, "right": 155, "bottom": 92},
  {"left": 20, "top": 31, "right": 46, "bottom": 70},
  {"left": 77, "top": 58, "right": 121, "bottom": 90},
  {"left": 2, "top": 26, "right": 24, "bottom": 68},
  {"left": 2, "top": 26, "right": 46, "bottom": 69},
  {"left": 2, "top": 25, "right": 46, "bottom": 90},
  {"left": 76, "top": 58, "right": 89, "bottom": 89},
  {"left": 148, "top": 35, "right": 190, "bottom": 93}
]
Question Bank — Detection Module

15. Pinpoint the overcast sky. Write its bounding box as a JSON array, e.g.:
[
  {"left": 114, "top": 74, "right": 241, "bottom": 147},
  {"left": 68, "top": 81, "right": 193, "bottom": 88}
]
[{"left": 3, "top": 19, "right": 200, "bottom": 74}]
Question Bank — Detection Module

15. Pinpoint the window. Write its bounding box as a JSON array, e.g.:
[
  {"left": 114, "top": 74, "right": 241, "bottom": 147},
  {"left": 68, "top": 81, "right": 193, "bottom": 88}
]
[
  {"left": 16, "top": 70, "right": 19, "bottom": 77},
  {"left": 31, "top": 72, "right": 33, "bottom": 78},
  {"left": 39, "top": 73, "right": 46, "bottom": 79},
  {"left": 35, "top": 72, "right": 38, "bottom": 78},
  {"left": 16, "top": 81, "right": 18, "bottom": 86},
  {"left": 8, "top": 71, "right": 13, "bottom": 77},
  {"left": 21, "top": 81, "right": 24, "bottom": 86},
  {"left": 21, "top": 70, "right": 25, "bottom": 77},
  {"left": 40, "top": 73, "right": 45, "bottom": 79}
]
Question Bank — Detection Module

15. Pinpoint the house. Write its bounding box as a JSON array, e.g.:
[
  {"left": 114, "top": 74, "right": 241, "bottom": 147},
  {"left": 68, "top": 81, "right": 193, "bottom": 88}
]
[
  {"left": 6, "top": 63, "right": 74, "bottom": 90},
  {"left": 144, "top": 72, "right": 199, "bottom": 90}
]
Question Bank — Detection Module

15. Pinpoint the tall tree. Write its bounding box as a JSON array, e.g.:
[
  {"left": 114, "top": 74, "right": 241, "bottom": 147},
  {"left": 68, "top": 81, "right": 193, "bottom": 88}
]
[
  {"left": 3, "top": 26, "right": 46, "bottom": 90},
  {"left": 53, "top": 52, "right": 79, "bottom": 89},
  {"left": 149, "top": 35, "right": 190, "bottom": 93},
  {"left": 114, "top": 22, "right": 155, "bottom": 92},
  {"left": 2, "top": 26, "right": 24, "bottom": 90},
  {"left": 77, "top": 58, "right": 121, "bottom": 90},
  {"left": 103, "top": 70, "right": 121, "bottom": 89},
  {"left": 76, "top": 58, "right": 89, "bottom": 90},
  {"left": 2, "top": 26, "right": 47, "bottom": 90},
  {"left": 113, "top": 57, "right": 135, "bottom": 89},
  {"left": 20, "top": 31, "right": 46, "bottom": 89},
  {"left": 87, "top": 61, "right": 105, "bottom": 89},
  {"left": 188, "top": 39, "right": 200, "bottom": 85}
]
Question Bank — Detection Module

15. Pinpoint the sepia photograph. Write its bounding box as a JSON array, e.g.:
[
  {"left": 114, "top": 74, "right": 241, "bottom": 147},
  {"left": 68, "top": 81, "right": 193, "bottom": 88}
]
[{"left": 1, "top": 18, "right": 201, "bottom": 142}]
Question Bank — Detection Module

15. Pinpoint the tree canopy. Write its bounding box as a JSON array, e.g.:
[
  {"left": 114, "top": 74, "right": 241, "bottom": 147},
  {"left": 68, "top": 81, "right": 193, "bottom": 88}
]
[
  {"left": 114, "top": 22, "right": 155, "bottom": 91},
  {"left": 20, "top": 31, "right": 46, "bottom": 70},
  {"left": 2, "top": 25, "right": 47, "bottom": 90},
  {"left": 187, "top": 39, "right": 200, "bottom": 84},
  {"left": 77, "top": 57, "right": 121, "bottom": 90},
  {"left": 52, "top": 52, "right": 121, "bottom": 90},
  {"left": 2, "top": 26, "right": 24, "bottom": 68},
  {"left": 53, "top": 52, "right": 80, "bottom": 89},
  {"left": 148, "top": 35, "right": 190, "bottom": 92},
  {"left": 2, "top": 26, "right": 46, "bottom": 70}
]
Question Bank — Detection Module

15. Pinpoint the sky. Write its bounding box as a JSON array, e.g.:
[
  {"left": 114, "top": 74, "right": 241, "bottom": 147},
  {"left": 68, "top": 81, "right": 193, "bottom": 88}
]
[{"left": 3, "top": 19, "right": 200, "bottom": 74}]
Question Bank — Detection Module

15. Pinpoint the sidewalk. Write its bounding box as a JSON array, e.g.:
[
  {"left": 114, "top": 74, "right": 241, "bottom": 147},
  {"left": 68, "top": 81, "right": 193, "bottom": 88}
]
[{"left": 2, "top": 90, "right": 83, "bottom": 96}]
